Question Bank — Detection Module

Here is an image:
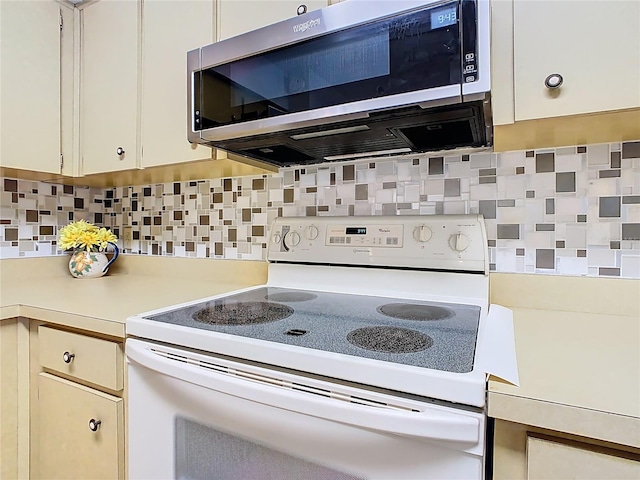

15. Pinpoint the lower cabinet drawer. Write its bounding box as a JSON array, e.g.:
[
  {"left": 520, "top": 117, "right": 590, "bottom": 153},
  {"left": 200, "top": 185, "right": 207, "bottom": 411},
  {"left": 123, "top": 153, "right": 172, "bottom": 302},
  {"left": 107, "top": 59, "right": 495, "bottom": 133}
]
[
  {"left": 38, "top": 373, "right": 124, "bottom": 480},
  {"left": 527, "top": 435, "right": 640, "bottom": 480},
  {"left": 38, "top": 326, "right": 124, "bottom": 391}
]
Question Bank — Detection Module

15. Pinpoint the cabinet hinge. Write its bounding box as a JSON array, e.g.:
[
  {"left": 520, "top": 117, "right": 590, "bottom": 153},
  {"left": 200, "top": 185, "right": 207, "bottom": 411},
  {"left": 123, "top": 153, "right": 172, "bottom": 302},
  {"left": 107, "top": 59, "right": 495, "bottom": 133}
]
[
  {"left": 60, "top": 153, "right": 64, "bottom": 170},
  {"left": 59, "top": 13, "right": 63, "bottom": 31}
]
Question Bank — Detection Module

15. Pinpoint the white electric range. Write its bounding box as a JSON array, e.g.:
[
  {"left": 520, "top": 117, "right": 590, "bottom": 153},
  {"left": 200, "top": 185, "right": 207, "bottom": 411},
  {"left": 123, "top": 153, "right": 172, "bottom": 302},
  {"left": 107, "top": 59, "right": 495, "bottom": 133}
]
[{"left": 126, "top": 215, "right": 518, "bottom": 480}]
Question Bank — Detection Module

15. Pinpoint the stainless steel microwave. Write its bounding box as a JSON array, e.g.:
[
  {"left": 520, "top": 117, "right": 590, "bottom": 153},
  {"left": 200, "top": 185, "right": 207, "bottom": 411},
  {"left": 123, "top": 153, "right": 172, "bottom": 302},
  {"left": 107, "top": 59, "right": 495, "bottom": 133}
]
[{"left": 187, "top": 0, "right": 491, "bottom": 168}]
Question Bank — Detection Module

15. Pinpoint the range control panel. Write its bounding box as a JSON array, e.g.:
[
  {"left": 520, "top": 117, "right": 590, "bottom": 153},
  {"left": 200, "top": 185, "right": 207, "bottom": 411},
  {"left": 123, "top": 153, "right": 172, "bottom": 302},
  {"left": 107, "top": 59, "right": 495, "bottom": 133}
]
[
  {"left": 326, "top": 224, "right": 404, "bottom": 247},
  {"left": 267, "top": 215, "right": 488, "bottom": 273}
]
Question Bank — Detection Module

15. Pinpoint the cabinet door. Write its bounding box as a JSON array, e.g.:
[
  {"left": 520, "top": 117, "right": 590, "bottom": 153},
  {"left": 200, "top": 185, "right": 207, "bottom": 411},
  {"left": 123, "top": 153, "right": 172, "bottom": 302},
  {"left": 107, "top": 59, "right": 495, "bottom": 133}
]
[
  {"left": 81, "top": 0, "right": 139, "bottom": 175},
  {"left": 513, "top": 0, "right": 640, "bottom": 121},
  {"left": 527, "top": 436, "right": 640, "bottom": 480},
  {"left": 0, "top": 1, "right": 61, "bottom": 173},
  {"left": 218, "top": 0, "right": 328, "bottom": 40},
  {"left": 0, "top": 319, "right": 22, "bottom": 479},
  {"left": 141, "top": 0, "right": 213, "bottom": 167},
  {"left": 38, "top": 373, "right": 124, "bottom": 480}
]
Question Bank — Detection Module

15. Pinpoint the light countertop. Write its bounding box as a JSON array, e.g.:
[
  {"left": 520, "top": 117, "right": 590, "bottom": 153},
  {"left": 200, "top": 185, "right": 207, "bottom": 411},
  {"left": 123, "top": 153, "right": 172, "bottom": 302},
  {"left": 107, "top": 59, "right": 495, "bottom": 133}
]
[
  {"left": 1, "top": 257, "right": 638, "bottom": 448},
  {"left": 0, "top": 255, "right": 268, "bottom": 337},
  {"left": 488, "top": 273, "right": 640, "bottom": 448}
]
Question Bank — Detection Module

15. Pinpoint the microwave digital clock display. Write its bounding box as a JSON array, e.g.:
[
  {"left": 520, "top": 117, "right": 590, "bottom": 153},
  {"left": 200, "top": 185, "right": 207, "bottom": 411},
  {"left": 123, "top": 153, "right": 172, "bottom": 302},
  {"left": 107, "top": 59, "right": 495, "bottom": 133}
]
[
  {"left": 346, "top": 228, "right": 367, "bottom": 235},
  {"left": 431, "top": 5, "right": 457, "bottom": 29}
]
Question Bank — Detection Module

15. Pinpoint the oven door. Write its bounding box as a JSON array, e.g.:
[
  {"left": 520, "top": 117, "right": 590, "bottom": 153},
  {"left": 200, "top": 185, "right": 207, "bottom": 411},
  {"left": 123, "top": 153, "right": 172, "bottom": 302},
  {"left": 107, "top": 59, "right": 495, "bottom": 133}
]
[{"left": 127, "top": 338, "right": 486, "bottom": 480}]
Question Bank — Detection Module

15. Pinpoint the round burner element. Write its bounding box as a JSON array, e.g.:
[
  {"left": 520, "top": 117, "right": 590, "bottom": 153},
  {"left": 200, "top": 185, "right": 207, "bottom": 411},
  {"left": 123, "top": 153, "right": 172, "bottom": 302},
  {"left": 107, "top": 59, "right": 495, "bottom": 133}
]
[
  {"left": 193, "top": 302, "right": 293, "bottom": 325},
  {"left": 377, "top": 303, "right": 454, "bottom": 321},
  {"left": 264, "top": 292, "right": 318, "bottom": 302},
  {"left": 347, "top": 326, "right": 433, "bottom": 353}
]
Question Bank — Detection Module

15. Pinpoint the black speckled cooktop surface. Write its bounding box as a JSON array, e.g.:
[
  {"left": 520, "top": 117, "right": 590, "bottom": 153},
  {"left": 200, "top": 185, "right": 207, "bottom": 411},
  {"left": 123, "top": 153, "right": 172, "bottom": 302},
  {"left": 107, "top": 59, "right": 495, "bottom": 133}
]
[{"left": 145, "top": 287, "right": 481, "bottom": 373}]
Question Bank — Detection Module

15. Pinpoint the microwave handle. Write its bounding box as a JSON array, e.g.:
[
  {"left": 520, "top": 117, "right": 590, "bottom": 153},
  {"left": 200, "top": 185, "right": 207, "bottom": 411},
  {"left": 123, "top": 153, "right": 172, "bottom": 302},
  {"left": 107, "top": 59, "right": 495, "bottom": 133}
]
[{"left": 127, "top": 340, "right": 480, "bottom": 444}]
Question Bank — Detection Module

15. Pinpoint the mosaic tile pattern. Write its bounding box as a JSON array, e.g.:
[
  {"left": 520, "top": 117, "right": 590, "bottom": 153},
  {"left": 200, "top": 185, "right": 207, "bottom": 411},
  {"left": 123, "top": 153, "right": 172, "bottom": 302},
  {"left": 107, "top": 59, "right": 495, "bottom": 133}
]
[
  {"left": 1, "top": 140, "right": 639, "bottom": 278},
  {"left": 0, "top": 180, "right": 105, "bottom": 258}
]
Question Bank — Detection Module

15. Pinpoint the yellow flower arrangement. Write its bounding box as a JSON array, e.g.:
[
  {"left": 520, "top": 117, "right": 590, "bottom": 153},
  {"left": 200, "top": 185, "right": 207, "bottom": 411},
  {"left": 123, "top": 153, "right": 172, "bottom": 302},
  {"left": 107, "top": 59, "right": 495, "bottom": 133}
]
[{"left": 58, "top": 220, "right": 118, "bottom": 252}]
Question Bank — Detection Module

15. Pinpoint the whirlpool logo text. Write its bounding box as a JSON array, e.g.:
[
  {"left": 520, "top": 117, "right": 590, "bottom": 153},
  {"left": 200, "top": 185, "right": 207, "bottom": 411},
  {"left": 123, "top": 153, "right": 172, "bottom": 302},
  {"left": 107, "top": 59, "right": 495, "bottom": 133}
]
[{"left": 293, "top": 18, "right": 321, "bottom": 33}]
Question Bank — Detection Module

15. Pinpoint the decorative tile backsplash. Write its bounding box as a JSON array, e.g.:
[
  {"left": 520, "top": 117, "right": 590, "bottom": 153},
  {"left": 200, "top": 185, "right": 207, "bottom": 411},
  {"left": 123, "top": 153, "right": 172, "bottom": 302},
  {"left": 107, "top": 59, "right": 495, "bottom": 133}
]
[
  {"left": 1, "top": 140, "right": 639, "bottom": 278},
  {"left": 0, "top": 180, "right": 105, "bottom": 258}
]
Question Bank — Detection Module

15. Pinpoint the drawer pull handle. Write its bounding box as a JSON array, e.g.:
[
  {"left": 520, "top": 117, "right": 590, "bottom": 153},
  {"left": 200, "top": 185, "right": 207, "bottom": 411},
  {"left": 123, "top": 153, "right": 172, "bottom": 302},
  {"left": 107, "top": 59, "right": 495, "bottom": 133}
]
[
  {"left": 116, "top": 146, "right": 125, "bottom": 156},
  {"left": 62, "top": 352, "right": 75, "bottom": 364},
  {"left": 89, "top": 419, "right": 101, "bottom": 432}
]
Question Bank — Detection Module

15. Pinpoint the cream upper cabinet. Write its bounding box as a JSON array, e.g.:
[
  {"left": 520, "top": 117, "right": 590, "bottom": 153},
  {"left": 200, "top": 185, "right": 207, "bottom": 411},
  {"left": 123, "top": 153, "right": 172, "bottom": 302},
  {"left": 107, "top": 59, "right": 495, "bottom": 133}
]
[
  {"left": 217, "top": 0, "right": 329, "bottom": 40},
  {"left": 141, "top": 0, "right": 214, "bottom": 168},
  {"left": 80, "top": 0, "right": 139, "bottom": 175},
  {"left": 0, "top": 1, "right": 62, "bottom": 173},
  {"left": 512, "top": 0, "right": 640, "bottom": 122}
]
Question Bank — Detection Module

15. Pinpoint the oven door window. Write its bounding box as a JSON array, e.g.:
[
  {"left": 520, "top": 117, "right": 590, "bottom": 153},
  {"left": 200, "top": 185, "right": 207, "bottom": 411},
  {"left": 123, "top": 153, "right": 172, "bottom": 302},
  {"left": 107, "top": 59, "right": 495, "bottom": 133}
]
[
  {"left": 195, "top": 1, "right": 462, "bottom": 130},
  {"left": 175, "top": 417, "right": 362, "bottom": 480}
]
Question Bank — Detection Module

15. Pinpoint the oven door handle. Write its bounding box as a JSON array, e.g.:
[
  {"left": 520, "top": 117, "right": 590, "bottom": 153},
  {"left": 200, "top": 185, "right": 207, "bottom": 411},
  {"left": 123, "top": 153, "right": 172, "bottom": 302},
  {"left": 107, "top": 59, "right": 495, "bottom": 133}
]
[{"left": 127, "top": 340, "right": 480, "bottom": 444}]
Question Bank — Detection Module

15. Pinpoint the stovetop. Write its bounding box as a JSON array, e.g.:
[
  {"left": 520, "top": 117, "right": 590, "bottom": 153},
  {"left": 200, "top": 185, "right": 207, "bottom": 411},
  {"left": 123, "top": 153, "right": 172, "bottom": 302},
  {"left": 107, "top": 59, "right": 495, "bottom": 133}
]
[
  {"left": 128, "top": 216, "right": 520, "bottom": 407},
  {"left": 144, "top": 286, "right": 481, "bottom": 374}
]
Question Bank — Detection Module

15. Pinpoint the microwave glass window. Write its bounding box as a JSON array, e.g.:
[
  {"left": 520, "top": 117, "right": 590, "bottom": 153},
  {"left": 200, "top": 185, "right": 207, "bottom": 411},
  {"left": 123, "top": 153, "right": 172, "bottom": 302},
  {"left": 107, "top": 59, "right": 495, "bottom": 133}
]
[
  {"left": 196, "top": 1, "right": 461, "bottom": 130},
  {"left": 229, "top": 31, "right": 390, "bottom": 108}
]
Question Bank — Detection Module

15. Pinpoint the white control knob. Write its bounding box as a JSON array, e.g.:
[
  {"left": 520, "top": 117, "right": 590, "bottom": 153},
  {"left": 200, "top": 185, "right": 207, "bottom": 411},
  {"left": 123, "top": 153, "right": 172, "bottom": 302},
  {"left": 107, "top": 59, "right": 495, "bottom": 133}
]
[
  {"left": 305, "top": 225, "right": 319, "bottom": 240},
  {"left": 413, "top": 225, "right": 433, "bottom": 243},
  {"left": 272, "top": 233, "right": 281, "bottom": 244},
  {"left": 449, "top": 233, "right": 470, "bottom": 252},
  {"left": 286, "top": 231, "right": 301, "bottom": 247}
]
